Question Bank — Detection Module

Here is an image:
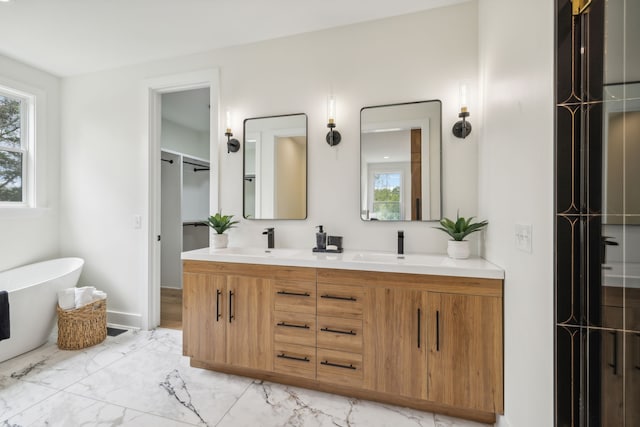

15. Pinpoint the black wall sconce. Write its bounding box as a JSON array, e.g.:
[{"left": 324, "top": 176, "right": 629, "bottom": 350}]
[
  {"left": 225, "top": 109, "right": 240, "bottom": 153},
  {"left": 326, "top": 95, "right": 341, "bottom": 146},
  {"left": 452, "top": 84, "right": 472, "bottom": 139}
]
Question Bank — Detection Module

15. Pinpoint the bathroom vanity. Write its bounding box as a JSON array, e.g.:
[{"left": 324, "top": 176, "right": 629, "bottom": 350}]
[{"left": 181, "top": 248, "right": 504, "bottom": 423}]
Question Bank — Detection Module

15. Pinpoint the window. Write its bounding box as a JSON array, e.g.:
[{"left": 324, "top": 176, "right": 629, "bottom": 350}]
[
  {"left": 371, "top": 171, "right": 402, "bottom": 220},
  {"left": 0, "top": 86, "right": 33, "bottom": 205}
]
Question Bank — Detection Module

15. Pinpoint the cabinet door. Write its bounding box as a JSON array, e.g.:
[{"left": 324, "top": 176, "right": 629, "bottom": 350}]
[
  {"left": 227, "top": 275, "right": 273, "bottom": 371},
  {"left": 364, "top": 287, "right": 428, "bottom": 399},
  {"left": 427, "top": 292, "right": 503, "bottom": 413},
  {"left": 183, "top": 272, "right": 226, "bottom": 363}
]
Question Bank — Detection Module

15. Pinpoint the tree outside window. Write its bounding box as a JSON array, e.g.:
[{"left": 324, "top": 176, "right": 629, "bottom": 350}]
[
  {"left": 372, "top": 172, "right": 401, "bottom": 220},
  {"left": 0, "top": 94, "right": 25, "bottom": 203}
]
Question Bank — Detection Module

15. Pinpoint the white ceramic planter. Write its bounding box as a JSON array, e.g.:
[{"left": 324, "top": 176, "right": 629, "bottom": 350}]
[
  {"left": 447, "top": 240, "right": 470, "bottom": 259},
  {"left": 212, "top": 233, "right": 229, "bottom": 249}
]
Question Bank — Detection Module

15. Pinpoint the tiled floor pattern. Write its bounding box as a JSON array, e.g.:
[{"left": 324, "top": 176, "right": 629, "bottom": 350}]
[{"left": 0, "top": 328, "right": 491, "bottom": 426}]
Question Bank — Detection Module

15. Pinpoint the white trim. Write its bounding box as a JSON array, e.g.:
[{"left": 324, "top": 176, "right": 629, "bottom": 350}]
[
  {"left": 143, "top": 69, "right": 220, "bottom": 331},
  {"left": 106, "top": 310, "right": 142, "bottom": 329},
  {"left": 0, "top": 85, "right": 36, "bottom": 207}
]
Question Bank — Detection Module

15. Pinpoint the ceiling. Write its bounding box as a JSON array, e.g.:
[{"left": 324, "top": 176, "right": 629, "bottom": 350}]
[{"left": 0, "top": 0, "right": 467, "bottom": 77}]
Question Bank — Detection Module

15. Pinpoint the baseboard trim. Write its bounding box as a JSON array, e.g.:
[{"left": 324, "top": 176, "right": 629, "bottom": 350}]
[{"left": 106, "top": 310, "right": 142, "bottom": 329}]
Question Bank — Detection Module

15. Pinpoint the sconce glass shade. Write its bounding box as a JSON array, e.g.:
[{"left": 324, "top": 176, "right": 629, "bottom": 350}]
[
  {"left": 326, "top": 94, "right": 341, "bottom": 146},
  {"left": 224, "top": 108, "right": 240, "bottom": 152},
  {"left": 327, "top": 95, "right": 336, "bottom": 125}
]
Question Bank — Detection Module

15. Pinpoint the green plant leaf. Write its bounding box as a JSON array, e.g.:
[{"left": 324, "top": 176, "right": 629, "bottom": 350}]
[{"left": 433, "top": 213, "right": 488, "bottom": 241}]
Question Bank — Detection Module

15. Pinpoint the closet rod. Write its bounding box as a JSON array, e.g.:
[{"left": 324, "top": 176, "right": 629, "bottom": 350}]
[
  {"left": 183, "top": 160, "right": 209, "bottom": 168},
  {"left": 183, "top": 221, "right": 207, "bottom": 227}
]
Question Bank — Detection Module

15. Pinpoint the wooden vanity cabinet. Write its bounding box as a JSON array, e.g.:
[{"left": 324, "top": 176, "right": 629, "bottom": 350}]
[
  {"left": 427, "top": 292, "right": 503, "bottom": 413},
  {"left": 183, "top": 271, "right": 226, "bottom": 363},
  {"left": 184, "top": 261, "right": 503, "bottom": 423},
  {"left": 315, "top": 277, "right": 365, "bottom": 388},
  {"left": 272, "top": 273, "right": 317, "bottom": 380},
  {"left": 183, "top": 261, "right": 275, "bottom": 371}
]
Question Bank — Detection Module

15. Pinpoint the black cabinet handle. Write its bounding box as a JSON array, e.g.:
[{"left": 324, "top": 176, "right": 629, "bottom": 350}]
[
  {"left": 216, "top": 289, "right": 221, "bottom": 321},
  {"left": 277, "top": 353, "right": 310, "bottom": 362},
  {"left": 417, "top": 308, "right": 421, "bottom": 349},
  {"left": 277, "top": 290, "right": 311, "bottom": 297},
  {"left": 436, "top": 310, "right": 440, "bottom": 352},
  {"left": 320, "top": 295, "right": 357, "bottom": 301},
  {"left": 320, "top": 327, "right": 356, "bottom": 336},
  {"left": 416, "top": 198, "right": 421, "bottom": 220},
  {"left": 634, "top": 334, "right": 640, "bottom": 371},
  {"left": 608, "top": 331, "right": 618, "bottom": 375},
  {"left": 229, "top": 290, "right": 234, "bottom": 323},
  {"left": 321, "top": 360, "right": 356, "bottom": 370},
  {"left": 277, "top": 321, "right": 310, "bottom": 329}
]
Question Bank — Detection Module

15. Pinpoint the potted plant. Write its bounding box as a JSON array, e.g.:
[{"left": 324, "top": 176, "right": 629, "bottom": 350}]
[
  {"left": 206, "top": 212, "right": 239, "bottom": 249},
  {"left": 435, "top": 212, "right": 488, "bottom": 259}
]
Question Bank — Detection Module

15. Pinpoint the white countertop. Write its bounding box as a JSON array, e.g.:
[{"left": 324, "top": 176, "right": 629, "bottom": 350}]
[{"left": 181, "top": 247, "right": 505, "bottom": 280}]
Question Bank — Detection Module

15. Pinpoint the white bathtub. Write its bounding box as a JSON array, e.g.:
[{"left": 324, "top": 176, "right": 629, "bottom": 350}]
[{"left": 0, "top": 257, "right": 84, "bottom": 363}]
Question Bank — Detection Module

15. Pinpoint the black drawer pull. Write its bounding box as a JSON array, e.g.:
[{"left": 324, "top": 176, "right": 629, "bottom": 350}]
[
  {"left": 277, "top": 321, "right": 310, "bottom": 329},
  {"left": 635, "top": 334, "right": 640, "bottom": 370},
  {"left": 277, "top": 353, "right": 310, "bottom": 362},
  {"left": 277, "top": 291, "right": 311, "bottom": 297},
  {"left": 320, "top": 295, "right": 357, "bottom": 302},
  {"left": 320, "top": 327, "right": 356, "bottom": 336},
  {"left": 321, "top": 360, "right": 356, "bottom": 370},
  {"left": 229, "top": 290, "right": 234, "bottom": 323},
  {"left": 417, "top": 308, "right": 421, "bottom": 349},
  {"left": 608, "top": 331, "right": 618, "bottom": 375},
  {"left": 216, "top": 289, "right": 221, "bottom": 321},
  {"left": 436, "top": 310, "right": 440, "bottom": 351}
]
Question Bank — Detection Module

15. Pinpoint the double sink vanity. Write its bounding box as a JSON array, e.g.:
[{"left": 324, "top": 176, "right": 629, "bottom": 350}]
[{"left": 181, "top": 247, "right": 505, "bottom": 423}]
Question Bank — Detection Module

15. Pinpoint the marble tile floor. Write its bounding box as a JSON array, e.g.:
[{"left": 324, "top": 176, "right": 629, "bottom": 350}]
[{"left": 0, "top": 328, "right": 492, "bottom": 427}]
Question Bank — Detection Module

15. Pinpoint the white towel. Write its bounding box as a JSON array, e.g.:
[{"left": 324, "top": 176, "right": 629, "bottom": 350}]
[
  {"left": 91, "top": 290, "right": 107, "bottom": 303},
  {"left": 57, "top": 288, "right": 76, "bottom": 310},
  {"left": 74, "top": 286, "right": 96, "bottom": 308}
]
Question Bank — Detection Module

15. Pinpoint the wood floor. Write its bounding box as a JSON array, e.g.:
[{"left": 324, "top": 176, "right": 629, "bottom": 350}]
[{"left": 160, "top": 287, "right": 182, "bottom": 330}]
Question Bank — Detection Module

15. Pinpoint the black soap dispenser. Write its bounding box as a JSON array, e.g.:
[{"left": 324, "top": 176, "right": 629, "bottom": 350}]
[{"left": 316, "top": 225, "right": 327, "bottom": 251}]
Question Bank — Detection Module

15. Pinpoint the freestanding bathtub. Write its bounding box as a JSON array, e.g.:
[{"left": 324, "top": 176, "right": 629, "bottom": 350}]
[{"left": 0, "top": 257, "right": 84, "bottom": 363}]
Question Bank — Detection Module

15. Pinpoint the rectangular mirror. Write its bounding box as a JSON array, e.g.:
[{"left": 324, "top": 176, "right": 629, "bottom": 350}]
[
  {"left": 244, "top": 113, "right": 307, "bottom": 220},
  {"left": 603, "top": 82, "right": 640, "bottom": 224},
  {"left": 360, "top": 100, "right": 442, "bottom": 221}
]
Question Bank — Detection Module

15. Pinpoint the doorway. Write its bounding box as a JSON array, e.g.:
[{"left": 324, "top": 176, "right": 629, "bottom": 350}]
[{"left": 145, "top": 69, "right": 219, "bottom": 331}]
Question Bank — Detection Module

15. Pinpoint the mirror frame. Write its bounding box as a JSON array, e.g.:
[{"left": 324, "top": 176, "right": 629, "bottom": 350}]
[
  {"left": 359, "top": 100, "right": 443, "bottom": 222},
  {"left": 243, "top": 113, "right": 308, "bottom": 220}
]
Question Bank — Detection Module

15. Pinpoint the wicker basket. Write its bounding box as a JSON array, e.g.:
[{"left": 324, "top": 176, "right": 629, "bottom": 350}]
[{"left": 57, "top": 299, "right": 107, "bottom": 350}]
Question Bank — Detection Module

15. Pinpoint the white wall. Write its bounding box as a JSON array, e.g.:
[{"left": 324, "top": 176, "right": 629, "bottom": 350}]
[
  {"left": 59, "top": 2, "right": 479, "bottom": 327},
  {"left": 0, "top": 54, "right": 60, "bottom": 272},
  {"left": 161, "top": 118, "right": 209, "bottom": 160},
  {"left": 160, "top": 152, "right": 181, "bottom": 288},
  {"left": 477, "top": 1, "right": 554, "bottom": 426}
]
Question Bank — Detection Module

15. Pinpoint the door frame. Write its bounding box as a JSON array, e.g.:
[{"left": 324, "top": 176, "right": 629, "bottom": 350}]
[{"left": 144, "top": 69, "right": 220, "bottom": 330}]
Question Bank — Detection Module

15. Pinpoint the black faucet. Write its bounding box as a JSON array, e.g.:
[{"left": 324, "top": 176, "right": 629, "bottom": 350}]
[
  {"left": 397, "top": 230, "right": 404, "bottom": 255},
  {"left": 263, "top": 228, "right": 275, "bottom": 249}
]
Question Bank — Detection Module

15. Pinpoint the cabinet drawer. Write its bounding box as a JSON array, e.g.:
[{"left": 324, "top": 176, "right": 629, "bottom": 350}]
[
  {"left": 274, "top": 342, "right": 316, "bottom": 380},
  {"left": 317, "top": 284, "right": 363, "bottom": 319},
  {"left": 317, "top": 316, "right": 363, "bottom": 353},
  {"left": 317, "top": 348, "right": 363, "bottom": 387},
  {"left": 273, "top": 312, "right": 316, "bottom": 347},
  {"left": 273, "top": 281, "right": 316, "bottom": 314}
]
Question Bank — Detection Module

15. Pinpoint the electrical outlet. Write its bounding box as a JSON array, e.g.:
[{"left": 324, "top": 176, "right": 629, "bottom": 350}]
[
  {"left": 515, "top": 223, "right": 532, "bottom": 253},
  {"left": 134, "top": 215, "right": 142, "bottom": 229}
]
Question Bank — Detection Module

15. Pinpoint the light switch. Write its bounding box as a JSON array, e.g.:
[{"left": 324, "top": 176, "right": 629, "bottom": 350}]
[
  {"left": 134, "top": 215, "right": 142, "bottom": 229},
  {"left": 515, "top": 223, "right": 532, "bottom": 253}
]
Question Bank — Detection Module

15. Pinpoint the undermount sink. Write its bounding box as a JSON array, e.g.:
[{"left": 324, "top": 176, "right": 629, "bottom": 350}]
[
  {"left": 212, "top": 247, "right": 301, "bottom": 258},
  {"left": 350, "top": 252, "right": 453, "bottom": 267},
  {"left": 351, "top": 252, "right": 402, "bottom": 263}
]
